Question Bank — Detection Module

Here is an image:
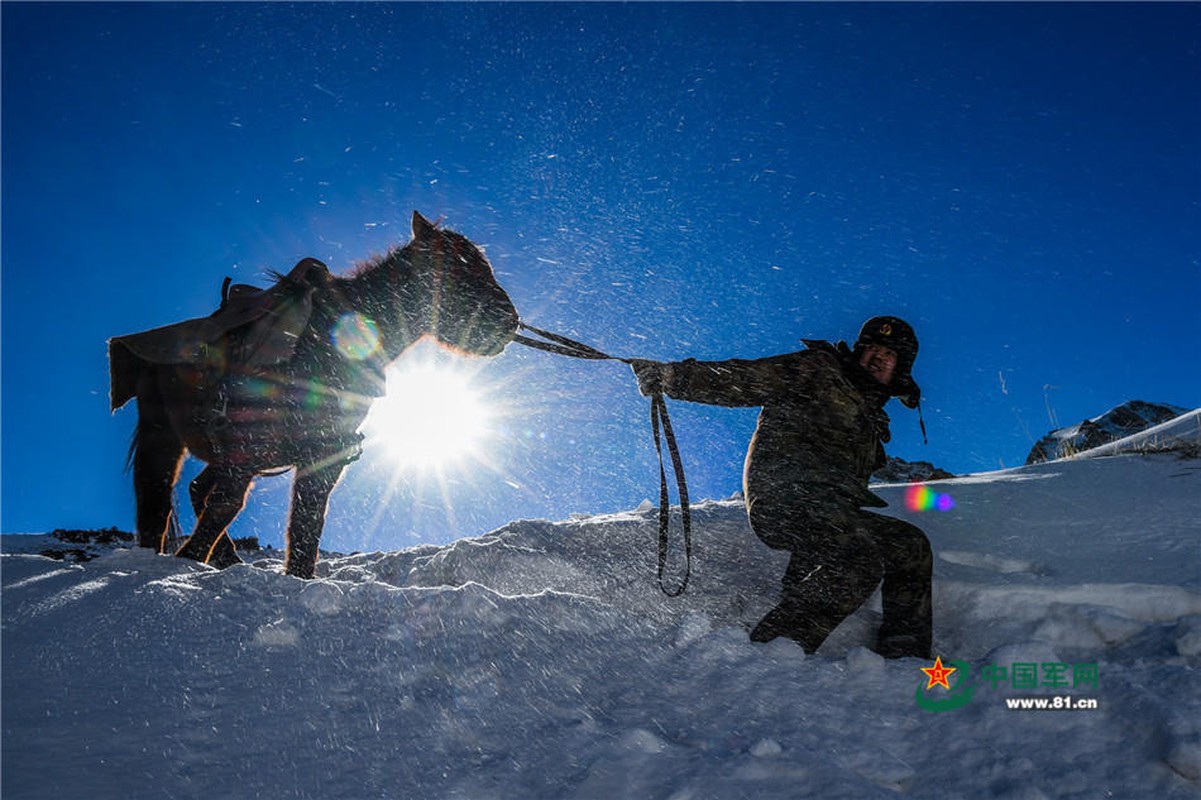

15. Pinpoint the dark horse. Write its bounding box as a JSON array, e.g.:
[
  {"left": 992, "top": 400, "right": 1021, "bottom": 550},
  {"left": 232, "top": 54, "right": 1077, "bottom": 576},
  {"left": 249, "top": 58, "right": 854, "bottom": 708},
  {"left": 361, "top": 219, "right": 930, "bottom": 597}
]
[{"left": 110, "top": 212, "right": 519, "bottom": 577}]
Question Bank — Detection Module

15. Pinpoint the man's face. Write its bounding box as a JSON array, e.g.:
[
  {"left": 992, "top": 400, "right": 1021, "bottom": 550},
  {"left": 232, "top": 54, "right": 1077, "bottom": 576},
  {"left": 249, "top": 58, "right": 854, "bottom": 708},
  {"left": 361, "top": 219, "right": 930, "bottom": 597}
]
[{"left": 858, "top": 344, "right": 898, "bottom": 386}]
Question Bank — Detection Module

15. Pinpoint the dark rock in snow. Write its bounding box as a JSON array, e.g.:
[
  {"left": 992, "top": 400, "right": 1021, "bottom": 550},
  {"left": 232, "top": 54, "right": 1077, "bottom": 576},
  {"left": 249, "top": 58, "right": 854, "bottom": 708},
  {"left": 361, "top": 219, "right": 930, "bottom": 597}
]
[
  {"left": 30, "top": 527, "right": 135, "bottom": 562},
  {"left": 871, "top": 456, "right": 955, "bottom": 483},
  {"left": 1025, "top": 400, "right": 1190, "bottom": 464}
]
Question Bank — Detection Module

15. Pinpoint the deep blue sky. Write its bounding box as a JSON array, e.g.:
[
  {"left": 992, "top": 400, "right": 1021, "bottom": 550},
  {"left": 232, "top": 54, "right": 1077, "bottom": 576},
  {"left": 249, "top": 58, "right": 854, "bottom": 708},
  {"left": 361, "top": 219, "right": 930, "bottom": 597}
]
[{"left": 3, "top": 3, "right": 1199, "bottom": 552}]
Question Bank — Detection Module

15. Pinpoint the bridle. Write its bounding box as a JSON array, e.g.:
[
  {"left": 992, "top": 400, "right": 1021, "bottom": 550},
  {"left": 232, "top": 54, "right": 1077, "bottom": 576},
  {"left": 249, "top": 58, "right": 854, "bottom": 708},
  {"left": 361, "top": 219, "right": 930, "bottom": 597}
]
[{"left": 512, "top": 322, "right": 692, "bottom": 597}]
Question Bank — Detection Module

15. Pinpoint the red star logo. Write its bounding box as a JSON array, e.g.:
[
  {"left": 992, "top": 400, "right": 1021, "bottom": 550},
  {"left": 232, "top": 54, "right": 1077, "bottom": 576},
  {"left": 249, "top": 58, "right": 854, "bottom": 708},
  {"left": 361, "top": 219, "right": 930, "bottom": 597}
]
[{"left": 921, "top": 656, "right": 957, "bottom": 690}]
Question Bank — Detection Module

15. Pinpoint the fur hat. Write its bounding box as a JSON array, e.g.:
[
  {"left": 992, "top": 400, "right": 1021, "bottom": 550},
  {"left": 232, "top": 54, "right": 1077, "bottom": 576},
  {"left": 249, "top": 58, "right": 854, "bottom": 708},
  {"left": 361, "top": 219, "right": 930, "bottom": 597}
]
[{"left": 854, "top": 316, "right": 920, "bottom": 409}]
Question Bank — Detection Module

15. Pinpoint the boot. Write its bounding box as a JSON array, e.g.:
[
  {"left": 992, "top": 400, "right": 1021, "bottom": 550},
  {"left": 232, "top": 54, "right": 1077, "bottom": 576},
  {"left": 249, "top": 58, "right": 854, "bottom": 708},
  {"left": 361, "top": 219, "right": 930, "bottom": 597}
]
[
  {"left": 875, "top": 631, "right": 931, "bottom": 660},
  {"left": 750, "top": 603, "right": 829, "bottom": 653},
  {"left": 750, "top": 604, "right": 802, "bottom": 644}
]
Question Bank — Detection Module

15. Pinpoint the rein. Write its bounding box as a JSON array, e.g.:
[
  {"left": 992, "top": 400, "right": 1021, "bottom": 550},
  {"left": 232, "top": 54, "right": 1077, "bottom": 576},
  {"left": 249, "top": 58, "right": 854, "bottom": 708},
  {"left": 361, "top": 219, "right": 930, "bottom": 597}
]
[{"left": 513, "top": 323, "right": 692, "bottom": 597}]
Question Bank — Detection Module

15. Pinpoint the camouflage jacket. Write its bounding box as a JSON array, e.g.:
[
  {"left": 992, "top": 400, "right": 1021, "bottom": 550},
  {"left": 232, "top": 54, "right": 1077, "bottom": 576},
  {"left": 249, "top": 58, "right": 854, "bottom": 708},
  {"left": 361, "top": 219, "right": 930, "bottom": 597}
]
[{"left": 663, "top": 340, "right": 892, "bottom": 509}]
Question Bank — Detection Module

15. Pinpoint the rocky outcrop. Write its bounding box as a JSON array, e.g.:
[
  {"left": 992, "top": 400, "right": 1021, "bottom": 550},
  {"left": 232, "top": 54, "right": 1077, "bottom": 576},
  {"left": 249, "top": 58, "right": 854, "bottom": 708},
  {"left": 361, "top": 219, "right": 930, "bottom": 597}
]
[
  {"left": 1025, "top": 400, "right": 1189, "bottom": 464},
  {"left": 871, "top": 456, "right": 955, "bottom": 483}
]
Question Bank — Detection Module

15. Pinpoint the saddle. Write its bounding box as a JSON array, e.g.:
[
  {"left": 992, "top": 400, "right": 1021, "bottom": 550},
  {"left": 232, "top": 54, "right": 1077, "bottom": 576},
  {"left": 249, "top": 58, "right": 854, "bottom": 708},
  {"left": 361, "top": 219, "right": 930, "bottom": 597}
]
[{"left": 109, "top": 258, "right": 332, "bottom": 411}]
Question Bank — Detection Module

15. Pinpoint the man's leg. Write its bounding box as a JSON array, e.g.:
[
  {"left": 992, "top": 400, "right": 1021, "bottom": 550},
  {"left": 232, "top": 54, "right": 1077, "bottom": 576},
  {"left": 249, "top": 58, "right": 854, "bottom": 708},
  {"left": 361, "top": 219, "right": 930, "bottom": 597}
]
[
  {"left": 864, "top": 513, "right": 932, "bottom": 659},
  {"left": 749, "top": 501, "right": 883, "bottom": 653}
]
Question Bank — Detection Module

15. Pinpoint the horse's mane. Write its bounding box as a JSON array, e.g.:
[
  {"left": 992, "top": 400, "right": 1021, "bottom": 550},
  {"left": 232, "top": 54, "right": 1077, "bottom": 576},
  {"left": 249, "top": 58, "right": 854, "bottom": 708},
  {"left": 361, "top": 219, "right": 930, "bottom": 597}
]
[
  {"left": 342, "top": 218, "right": 476, "bottom": 281},
  {"left": 343, "top": 247, "right": 403, "bottom": 280}
]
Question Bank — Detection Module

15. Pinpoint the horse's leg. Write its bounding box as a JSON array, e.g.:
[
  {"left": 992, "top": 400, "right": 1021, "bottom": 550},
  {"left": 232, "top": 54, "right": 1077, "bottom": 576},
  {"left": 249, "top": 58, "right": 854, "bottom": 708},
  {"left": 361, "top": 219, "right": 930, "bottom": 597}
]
[
  {"left": 175, "top": 468, "right": 253, "bottom": 567},
  {"left": 189, "top": 466, "right": 216, "bottom": 518},
  {"left": 133, "top": 372, "right": 185, "bottom": 553},
  {"left": 185, "top": 466, "right": 241, "bottom": 568},
  {"left": 284, "top": 461, "right": 347, "bottom": 579},
  {"left": 205, "top": 533, "right": 243, "bottom": 570}
]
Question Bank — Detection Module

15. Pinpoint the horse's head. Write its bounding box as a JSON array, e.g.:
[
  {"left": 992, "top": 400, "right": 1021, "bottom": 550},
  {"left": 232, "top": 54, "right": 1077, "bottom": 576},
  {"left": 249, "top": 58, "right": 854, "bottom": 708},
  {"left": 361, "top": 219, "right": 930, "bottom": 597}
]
[{"left": 406, "top": 211, "right": 519, "bottom": 357}]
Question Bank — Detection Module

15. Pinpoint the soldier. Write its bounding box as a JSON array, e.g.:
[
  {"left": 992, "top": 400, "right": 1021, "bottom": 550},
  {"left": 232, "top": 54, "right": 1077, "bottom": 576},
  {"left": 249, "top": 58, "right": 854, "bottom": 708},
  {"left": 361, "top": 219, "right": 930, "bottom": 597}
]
[{"left": 631, "top": 316, "right": 932, "bottom": 658}]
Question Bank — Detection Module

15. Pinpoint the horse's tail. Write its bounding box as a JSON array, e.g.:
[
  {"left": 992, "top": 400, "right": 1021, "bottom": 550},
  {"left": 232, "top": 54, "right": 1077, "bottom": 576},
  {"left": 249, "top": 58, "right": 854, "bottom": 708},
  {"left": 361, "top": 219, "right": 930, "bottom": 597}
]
[
  {"left": 128, "top": 415, "right": 183, "bottom": 547},
  {"left": 124, "top": 423, "right": 141, "bottom": 474},
  {"left": 123, "top": 363, "right": 187, "bottom": 551},
  {"left": 120, "top": 352, "right": 153, "bottom": 472},
  {"left": 124, "top": 424, "right": 183, "bottom": 539}
]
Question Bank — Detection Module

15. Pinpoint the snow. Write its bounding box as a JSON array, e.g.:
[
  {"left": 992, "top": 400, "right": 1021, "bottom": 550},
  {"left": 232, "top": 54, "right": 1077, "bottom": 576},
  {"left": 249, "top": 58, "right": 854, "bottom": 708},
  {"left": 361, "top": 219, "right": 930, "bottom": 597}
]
[{"left": 3, "top": 415, "right": 1200, "bottom": 798}]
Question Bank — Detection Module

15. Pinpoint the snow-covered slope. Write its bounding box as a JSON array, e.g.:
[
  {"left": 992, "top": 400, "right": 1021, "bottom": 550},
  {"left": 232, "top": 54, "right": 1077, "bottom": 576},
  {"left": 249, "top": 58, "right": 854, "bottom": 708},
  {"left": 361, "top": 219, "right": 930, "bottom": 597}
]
[{"left": 4, "top": 449, "right": 1200, "bottom": 799}]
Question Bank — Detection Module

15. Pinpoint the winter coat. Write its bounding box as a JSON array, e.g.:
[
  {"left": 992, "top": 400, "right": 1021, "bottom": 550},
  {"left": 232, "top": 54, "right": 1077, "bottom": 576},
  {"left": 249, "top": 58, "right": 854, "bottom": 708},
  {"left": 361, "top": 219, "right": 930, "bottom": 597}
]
[{"left": 662, "top": 340, "right": 892, "bottom": 511}]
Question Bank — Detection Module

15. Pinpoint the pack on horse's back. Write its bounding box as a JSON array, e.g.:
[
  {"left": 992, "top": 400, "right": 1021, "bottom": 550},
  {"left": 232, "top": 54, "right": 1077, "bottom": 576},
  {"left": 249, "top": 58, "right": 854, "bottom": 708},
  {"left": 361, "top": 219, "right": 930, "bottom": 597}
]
[{"left": 109, "top": 257, "right": 332, "bottom": 413}]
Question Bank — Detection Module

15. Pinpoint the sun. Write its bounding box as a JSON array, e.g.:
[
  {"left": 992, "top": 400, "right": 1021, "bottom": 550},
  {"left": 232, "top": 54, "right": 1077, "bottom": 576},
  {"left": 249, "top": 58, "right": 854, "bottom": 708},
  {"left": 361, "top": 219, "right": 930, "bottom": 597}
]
[{"left": 363, "top": 356, "right": 492, "bottom": 470}]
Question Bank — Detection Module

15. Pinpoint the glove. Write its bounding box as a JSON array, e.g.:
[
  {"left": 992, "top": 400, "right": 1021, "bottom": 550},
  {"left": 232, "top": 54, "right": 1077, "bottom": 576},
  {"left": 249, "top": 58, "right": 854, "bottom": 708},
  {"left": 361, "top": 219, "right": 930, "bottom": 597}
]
[{"left": 629, "top": 359, "right": 670, "bottom": 396}]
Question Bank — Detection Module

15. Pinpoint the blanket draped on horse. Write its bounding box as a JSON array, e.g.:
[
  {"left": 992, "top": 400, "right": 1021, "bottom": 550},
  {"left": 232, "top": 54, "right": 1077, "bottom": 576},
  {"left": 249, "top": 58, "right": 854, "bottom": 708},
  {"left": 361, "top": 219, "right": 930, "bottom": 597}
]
[{"left": 109, "top": 258, "right": 331, "bottom": 412}]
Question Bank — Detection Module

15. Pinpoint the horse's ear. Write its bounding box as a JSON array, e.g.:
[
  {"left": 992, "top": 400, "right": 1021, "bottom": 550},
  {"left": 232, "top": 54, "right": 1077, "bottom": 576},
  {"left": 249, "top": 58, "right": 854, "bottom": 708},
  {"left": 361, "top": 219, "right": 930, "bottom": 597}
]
[{"left": 412, "top": 211, "right": 436, "bottom": 241}]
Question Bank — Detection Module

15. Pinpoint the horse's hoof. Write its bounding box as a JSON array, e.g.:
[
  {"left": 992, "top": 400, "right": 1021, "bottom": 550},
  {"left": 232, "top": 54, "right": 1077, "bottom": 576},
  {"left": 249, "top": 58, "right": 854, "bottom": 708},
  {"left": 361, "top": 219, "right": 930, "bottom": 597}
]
[
  {"left": 174, "top": 542, "right": 208, "bottom": 563},
  {"left": 208, "top": 551, "right": 244, "bottom": 570}
]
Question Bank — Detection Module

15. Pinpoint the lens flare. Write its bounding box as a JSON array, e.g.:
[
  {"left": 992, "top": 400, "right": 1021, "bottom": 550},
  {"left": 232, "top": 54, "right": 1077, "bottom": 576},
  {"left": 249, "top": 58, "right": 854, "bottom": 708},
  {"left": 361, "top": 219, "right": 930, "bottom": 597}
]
[
  {"left": 905, "top": 484, "right": 955, "bottom": 513},
  {"left": 332, "top": 312, "right": 381, "bottom": 361}
]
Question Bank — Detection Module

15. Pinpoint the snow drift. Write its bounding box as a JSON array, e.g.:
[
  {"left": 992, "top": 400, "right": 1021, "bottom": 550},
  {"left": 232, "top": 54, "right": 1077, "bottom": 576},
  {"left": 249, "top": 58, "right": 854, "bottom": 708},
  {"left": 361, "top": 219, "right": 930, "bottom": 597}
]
[{"left": 3, "top": 411, "right": 1200, "bottom": 799}]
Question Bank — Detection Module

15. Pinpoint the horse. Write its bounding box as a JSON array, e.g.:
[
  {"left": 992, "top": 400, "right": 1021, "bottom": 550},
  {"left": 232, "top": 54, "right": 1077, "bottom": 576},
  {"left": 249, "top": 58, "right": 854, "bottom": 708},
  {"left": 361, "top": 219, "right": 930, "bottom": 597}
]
[{"left": 109, "top": 211, "right": 519, "bottom": 578}]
